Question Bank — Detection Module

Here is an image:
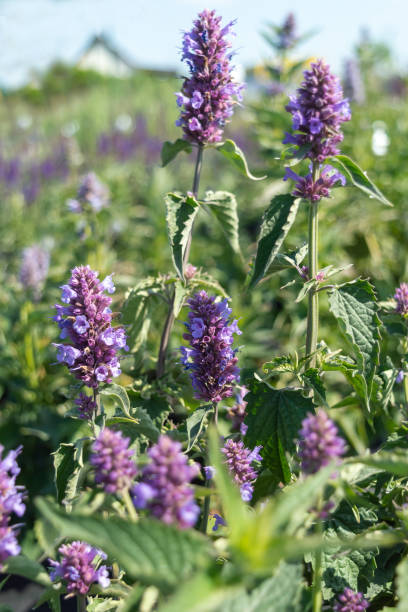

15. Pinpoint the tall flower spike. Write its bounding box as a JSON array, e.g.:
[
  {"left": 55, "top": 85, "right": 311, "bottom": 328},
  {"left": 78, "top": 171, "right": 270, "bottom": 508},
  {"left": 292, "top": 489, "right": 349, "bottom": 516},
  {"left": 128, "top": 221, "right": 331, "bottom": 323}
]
[
  {"left": 283, "top": 59, "right": 351, "bottom": 163},
  {"left": 0, "top": 445, "right": 26, "bottom": 568},
  {"left": 334, "top": 588, "right": 369, "bottom": 611},
  {"left": 277, "top": 13, "right": 297, "bottom": 50},
  {"left": 53, "top": 265, "right": 128, "bottom": 388},
  {"left": 175, "top": 9, "right": 244, "bottom": 145},
  {"left": 222, "top": 438, "right": 262, "bottom": 501},
  {"left": 181, "top": 290, "right": 241, "bottom": 403},
  {"left": 132, "top": 435, "right": 200, "bottom": 529},
  {"left": 90, "top": 428, "right": 137, "bottom": 494},
  {"left": 298, "top": 410, "right": 346, "bottom": 475},
  {"left": 394, "top": 282, "right": 408, "bottom": 316},
  {"left": 49, "top": 541, "right": 110, "bottom": 596}
]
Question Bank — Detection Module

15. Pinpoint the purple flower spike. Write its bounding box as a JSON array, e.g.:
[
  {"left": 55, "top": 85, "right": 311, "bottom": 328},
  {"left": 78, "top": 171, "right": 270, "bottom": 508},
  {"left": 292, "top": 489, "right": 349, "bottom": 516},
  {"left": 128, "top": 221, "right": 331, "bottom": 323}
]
[
  {"left": 49, "top": 541, "right": 110, "bottom": 596},
  {"left": 284, "top": 59, "right": 351, "bottom": 164},
  {"left": 74, "top": 392, "right": 97, "bottom": 420},
  {"left": 132, "top": 435, "right": 200, "bottom": 529},
  {"left": 0, "top": 445, "right": 26, "bottom": 568},
  {"left": 67, "top": 172, "right": 109, "bottom": 214},
  {"left": 394, "top": 282, "right": 408, "bottom": 316},
  {"left": 181, "top": 291, "right": 241, "bottom": 403},
  {"left": 222, "top": 439, "right": 262, "bottom": 501},
  {"left": 90, "top": 428, "right": 137, "bottom": 494},
  {"left": 334, "top": 588, "right": 369, "bottom": 611},
  {"left": 176, "top": 9, "right": 244, "bottom": 145},
  {"left": 277, "top": 13, "right": 298, "bottom": 50},
  {"left": 53, "top": 265, "right": 128, "bottom": 389},
  {"left": 284, "top": 165, "right": 346, "bottom": 202},
  {"left": 298, "top": 410, "right": 346, "bottom": 475},
  {"left": 19, "top": 245, "right": 49, "bottom": 300},
  {"left": 227, "top": 385, "right": 248, "bottom": 431}
]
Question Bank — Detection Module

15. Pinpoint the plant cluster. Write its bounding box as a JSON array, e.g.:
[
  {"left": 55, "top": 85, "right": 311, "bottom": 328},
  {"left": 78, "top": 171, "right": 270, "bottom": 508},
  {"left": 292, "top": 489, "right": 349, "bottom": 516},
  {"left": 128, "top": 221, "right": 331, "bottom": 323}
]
[{"left": 2, "top": 9, "right": 408, "bottom": 612}]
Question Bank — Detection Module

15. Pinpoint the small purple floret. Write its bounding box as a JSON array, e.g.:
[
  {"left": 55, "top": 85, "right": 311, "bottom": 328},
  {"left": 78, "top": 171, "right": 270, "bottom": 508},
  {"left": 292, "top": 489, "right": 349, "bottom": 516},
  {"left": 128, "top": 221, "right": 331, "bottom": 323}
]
[
  {"left": 181, "top": 291, "right": 241, "bottom": 403},
  {"left": 49, "top": 541, "right": 110, "bottom": 596},
  {"left": 90, "top": 428, "right": 137, "bottom": 494},
  {"left": 298, "top": 410, "right": 346, "bottom": 475},
  {"left": 132, "top": 435, "right": 199, "bottom": 529},
  {"left": 334, "top": 587, "right": 369, "bottom": 611},
  {"left": 67, "top": 172, "right": 109, "bottom": 214}
]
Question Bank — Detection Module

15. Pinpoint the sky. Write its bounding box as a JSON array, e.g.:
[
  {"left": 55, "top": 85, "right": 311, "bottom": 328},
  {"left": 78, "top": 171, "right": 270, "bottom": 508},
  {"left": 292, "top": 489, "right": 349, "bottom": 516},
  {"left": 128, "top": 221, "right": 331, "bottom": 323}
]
[{"left": 0, "top": 0, "right": 406, "bottom": 89}]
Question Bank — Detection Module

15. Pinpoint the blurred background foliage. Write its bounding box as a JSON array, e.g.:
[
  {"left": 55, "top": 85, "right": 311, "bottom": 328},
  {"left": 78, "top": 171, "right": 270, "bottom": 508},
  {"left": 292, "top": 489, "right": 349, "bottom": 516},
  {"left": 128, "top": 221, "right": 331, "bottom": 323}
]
[{"left": 0, "top": 20, "right": 407, "bottom": 527}]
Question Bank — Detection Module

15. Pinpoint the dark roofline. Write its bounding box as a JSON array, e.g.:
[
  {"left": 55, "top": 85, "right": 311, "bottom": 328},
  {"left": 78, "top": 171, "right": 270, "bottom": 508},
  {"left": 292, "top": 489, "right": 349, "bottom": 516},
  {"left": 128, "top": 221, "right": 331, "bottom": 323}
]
[{"left": 78, "top": 33, "right": 136, "bottom": 70}]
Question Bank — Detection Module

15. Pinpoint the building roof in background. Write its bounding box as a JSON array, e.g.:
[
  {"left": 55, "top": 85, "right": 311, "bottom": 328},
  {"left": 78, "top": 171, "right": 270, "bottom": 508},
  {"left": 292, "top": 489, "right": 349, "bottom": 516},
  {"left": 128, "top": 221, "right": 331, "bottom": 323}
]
[{"left": 77, "top": 34, "right": 135, "bottom": 77}]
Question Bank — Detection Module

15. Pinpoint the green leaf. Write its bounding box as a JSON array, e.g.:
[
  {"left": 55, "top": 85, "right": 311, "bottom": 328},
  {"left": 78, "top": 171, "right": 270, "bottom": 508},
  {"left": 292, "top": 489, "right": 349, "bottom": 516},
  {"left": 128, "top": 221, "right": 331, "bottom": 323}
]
[
  {"left": 204, "top": 191, "right": 241, "bottom": 257},
  {"left": 215, "top": 139, "right": 266, "bottom": 180},
  {"left": 248, "top": 195, "right": 300, "bottom": 289},
  {"left": 36, "top": 498, "right": 212, "bottom": 591},
  {"left": 87, "top": 598, "right": 120, "bottom": 612},
  {"left": 328, "top": 279, "right": 381, "bottom": 402},
  {"left": 122, "top": 277, "right": 164, "bottom": 353},
  {"left": 302, "top": 369, "right": 327, "bottom": 407},
  {"left": 52, "top": 443, "right": 76, "bottom": 504},
  {"left": 161, "top": 139, "right": 192, "bottom": 167},
  {"left": 106, "top": 407, "right": 159, "bottom": 442},
  {"left": 165, "top": 192, "right": 200, "bottom": 281},
  {"left": 244, "top": 379, "right": 314, "bottom": 484},
  {"left": 173, "top": 281, "right": 188, "bottom": 317},
  {"left": 1, "top": 555, "right": 52, "bottom": 587},
  {"left": 330, "top": 154, "right": 393, "bottom": 207},
  {"left": 395, "top": 557, "right": 408, "bottom": 610},
  {"left": 186, "top": 405, "right": 212, "bottom": 451},
  {"left": 217, "top": 562, "right": 305, "bottom": 612},
  {"left": 100, "top": 384, "right": 131, "bottom": 418},
  {"left": 348, "top": 452, "right": 408, "bottom": 477}
]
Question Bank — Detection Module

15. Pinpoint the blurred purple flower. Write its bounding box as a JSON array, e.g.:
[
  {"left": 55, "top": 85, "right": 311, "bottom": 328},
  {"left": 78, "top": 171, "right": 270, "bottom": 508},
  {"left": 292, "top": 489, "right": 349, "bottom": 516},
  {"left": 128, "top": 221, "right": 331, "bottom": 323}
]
[
  {"left": 395, "top": 282, "right": 408, "bottom": 316},
  {"left": 19, "top": 245, "right": 49, "bottom": 300},
  {"left": 132, "top": 435, "right": 199, "bottom": 529},
  {"left": 334, "top": 587, "right": 368, "bottom": 611},
  {"left": 298, "top": 410, "right": 346, "bottom": 475},
  {"left": 90, "top": 428, "right": 137, "bottom": 494}
]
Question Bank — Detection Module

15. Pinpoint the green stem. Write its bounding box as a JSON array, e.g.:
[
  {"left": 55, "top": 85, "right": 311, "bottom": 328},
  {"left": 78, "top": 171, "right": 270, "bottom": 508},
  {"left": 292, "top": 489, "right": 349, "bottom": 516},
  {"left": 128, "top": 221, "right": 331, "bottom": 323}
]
[
  {"left": 200, "top": 402, "right": 218, "bottom": 533},
  {"left": 404, "top": 375, "right": 408, "bottom": 408},
  {"left": 122, "top": 488, "right": 138, "bottom": 522},
  {"left": 312, "top": 495, "right": 324, "bottom": 612},
  {"left": 77, "top": 595, "right": 87, "bottom": 612},
  {"left": 156, "top": 144, "right": 204, "bottom": 378},
  {"left": 305, "top": 164, "right": 319, "bottom": 368}
]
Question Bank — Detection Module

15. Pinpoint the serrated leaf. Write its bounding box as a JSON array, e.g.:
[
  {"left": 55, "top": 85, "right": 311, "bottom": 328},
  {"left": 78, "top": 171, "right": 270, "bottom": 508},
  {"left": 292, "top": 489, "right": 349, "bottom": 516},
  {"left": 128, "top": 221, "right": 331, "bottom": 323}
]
[
  {"left": 161, "top": 139, "right": 192, "bottom": 167},
  {"left": 173, "top": 281, "right": 188, "bottom": 317},
  {"left": 1, "top": 555, "right": 52, "bottom": 587},
  {"left": 52, "top": 443, "right": 76, "bottom": 504},
  {"left": 263, "top": 356, "right": 295, "bottom": 375},
  {"left": 328, "top": 279, "right": 381, "bottom": 402},
  {"left": 36, "top": 499, "right": 212, "bottom": 591},
  {"left": 215, "top": 139, "right": 266, "bottom": 180},
  {"left": 186, "top": 405, "right": 212, "bottom": 451},
  {"left": 106, "top": 407, "right": 159, "bottom": 442},
  {"left": 249, "top": 195, "right": 300, "bottom": 289},
  {"left": 217, "top": 562, "right": 305, "bottom": 612},
  {"left": 204, "top": 191, "right": 241, "bottom": 256},
  {"left": 330, "top": 154, "right": 392, "bottom": 207},
  {"left": 295, "top": 279, "right": 316, "bottom": 303},
  {"left": 244, "top": 379, "right": 314, "bottom": 484},
  {"left": 100, "top": 384, "right": 131, "bottom": 418},
  {"left": 302, "top": 369, "right": 327, "bottom": 407},
  {"left": 348, "top": 452, "right": 408, "bottom": 477},
  {"left": 165, "top": 192, "right": 200, "bottom": 281}
]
